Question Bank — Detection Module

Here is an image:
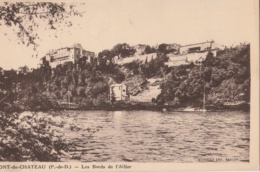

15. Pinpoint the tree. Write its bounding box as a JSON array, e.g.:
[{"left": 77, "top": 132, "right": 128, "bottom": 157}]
[
  {"left": 113, "top": 71, "right": 125, "bottom": 83},
  {"left": 0, "top": 110, "right": 68, "bottom": 161},
  {"left": 78, "top": 87, "right": 86, "bottom": 98},
  {"left": 203, "top": 52, "right": 215, "bottom": 67},
  {"left": 111, "top": 43, "right": 135, "bottom": 58},
  {"left": 157, "top": 43, "right": 167, "bottom": 53},
  {"left": 157, "top": 43, "right": 250, "bottom": 108},
  {"left": 98, "top": 49, "right": 113, "bottom": 67},
  {"left": 18, "top": 66, "right": 29, "bottom": 75},
  {"left": 0, "top": 2, "right": 83, "bottom": 48},
  {"left": 144, "top": 45, "right": 156, "bottom": 54},
  {"left": 110, "top": 88, "right": 116, "bottom": 104}
]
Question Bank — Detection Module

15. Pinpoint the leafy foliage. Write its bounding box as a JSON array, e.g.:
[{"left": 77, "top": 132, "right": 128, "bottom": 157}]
[
  {"left": 0, "top": 42, "right": 250, "bottom": 110},
  {"left": 111, "top": 43, "right": 136, "bottom": 58},
  {"left": 0, "top": 111, "right": 68, "bottom": 161},
  {"left": 0, "top": 2, "right": 83, "bottom": 48},
  {"left": 156, "top": 43, "right": 250, "bottom": 107},
  {"left": 144, "top": 45, "right": 156, "bottom": 54}
]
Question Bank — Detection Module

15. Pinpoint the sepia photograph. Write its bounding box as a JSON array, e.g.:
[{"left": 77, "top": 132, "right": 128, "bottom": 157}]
[{"left": 0, "top": 0, "right": 259, "bottom": 171}]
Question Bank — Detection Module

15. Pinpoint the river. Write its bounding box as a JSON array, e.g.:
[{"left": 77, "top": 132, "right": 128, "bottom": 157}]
[{"left": 60, "top": 110, "right": 249, "bottom": 162}]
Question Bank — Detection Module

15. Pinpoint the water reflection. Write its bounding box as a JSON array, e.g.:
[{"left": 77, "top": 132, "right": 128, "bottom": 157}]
[{"left": 113, "top": 111, "right": 123, "bottom": 131}]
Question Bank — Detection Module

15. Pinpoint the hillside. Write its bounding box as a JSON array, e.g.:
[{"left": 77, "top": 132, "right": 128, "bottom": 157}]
[
  {"left": 0, "top": 43, "right": 250, "bottom": 111},
  {"left": 129, "top": 78, "right": 162, "bottom": 102},
  {"left": 156, "top": 43, "right": 250, "bottom": 109}
]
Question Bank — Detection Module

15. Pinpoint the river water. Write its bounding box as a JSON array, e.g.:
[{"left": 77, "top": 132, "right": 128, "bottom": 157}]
[{"left": 60, "top": 110, "right": 249, "bottom": 162}]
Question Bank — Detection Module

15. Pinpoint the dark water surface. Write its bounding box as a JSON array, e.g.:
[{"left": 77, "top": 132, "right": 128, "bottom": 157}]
[{"left": 61, "top": 110, "right": 249, "bottom": 162}]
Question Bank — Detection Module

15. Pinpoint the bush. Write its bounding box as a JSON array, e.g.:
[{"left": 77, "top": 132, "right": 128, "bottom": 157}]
[
  {"left": 23, "top": 94, "right": 58, "bottom": 111},
  {"left": 0, "top": 111, "right": 68, "bottom": 161},
  {"left": 157, "top": 43, "right": 250, "bottom": 107}
]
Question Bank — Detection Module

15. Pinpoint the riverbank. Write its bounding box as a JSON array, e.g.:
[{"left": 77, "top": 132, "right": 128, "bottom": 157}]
[
  {"left": 44, "top": 102, "right": 250, "bottom": 112},
  {"left": 0, "top": 101, "right": 250, "bottom": 113}
]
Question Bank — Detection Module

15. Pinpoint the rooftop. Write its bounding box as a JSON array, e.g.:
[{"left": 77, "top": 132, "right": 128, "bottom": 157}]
[{"left": 180, "top": 41, "right": 214, "bottom": 48}]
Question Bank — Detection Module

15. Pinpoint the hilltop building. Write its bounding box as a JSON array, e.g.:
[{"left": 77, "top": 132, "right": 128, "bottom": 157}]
[
  {"left": 41, "top": 43, "right": 95, "bottom": 68},
  {"left": 165, "top": 41, "right": 217, "bottom": 67},
  {"left": 179, "top": 41, "right": 215, "bottom": 54}
]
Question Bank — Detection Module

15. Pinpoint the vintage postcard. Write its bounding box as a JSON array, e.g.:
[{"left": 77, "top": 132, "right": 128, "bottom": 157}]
[{"left": 0, "top": 0, "right": 259, "bottom": 171}]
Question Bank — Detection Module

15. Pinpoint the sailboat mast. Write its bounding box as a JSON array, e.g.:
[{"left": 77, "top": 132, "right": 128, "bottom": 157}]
[
  {"left": 203, "top": 85, "right": 206, "bottom": 110},
  {"left": 200, "top": 62, "right": 206, "bottom": 111}
]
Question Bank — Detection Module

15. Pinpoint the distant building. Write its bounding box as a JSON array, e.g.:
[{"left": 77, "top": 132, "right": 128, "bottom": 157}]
[
  {"left": 165, "top": 41, "right": 217, "bottom": 67},
  {"left": 41, "top": 43, "right": 95, "bottom": 68},
  {"left": 179, "top": 41, "right": 215, "bottom": 54},
  {"left": 114, "top": 53, "right": 157, "bottom": 65},
  {"left": 110, "top": 84, "right": 128, "bottom": 101}
]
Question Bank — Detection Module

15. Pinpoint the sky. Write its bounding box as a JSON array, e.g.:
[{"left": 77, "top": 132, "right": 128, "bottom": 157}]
[{"left": 0, "top": 0, "right": 258, "bottom": 70}]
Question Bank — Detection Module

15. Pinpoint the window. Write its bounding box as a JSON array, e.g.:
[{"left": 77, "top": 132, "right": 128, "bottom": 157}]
[{"left": 188, "top": 47, "right": 201, "bottom": 53}]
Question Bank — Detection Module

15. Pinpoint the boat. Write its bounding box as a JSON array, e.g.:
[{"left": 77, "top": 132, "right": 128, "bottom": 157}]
[
  {"left": 197, "top": 108, "right": 207, "bottom": 112},
  {"left": 162, "top": 108, "right": 167, "bottom": 112},
  {"left": 183, "top": 107, "right": 196, "bottom": 111}
]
